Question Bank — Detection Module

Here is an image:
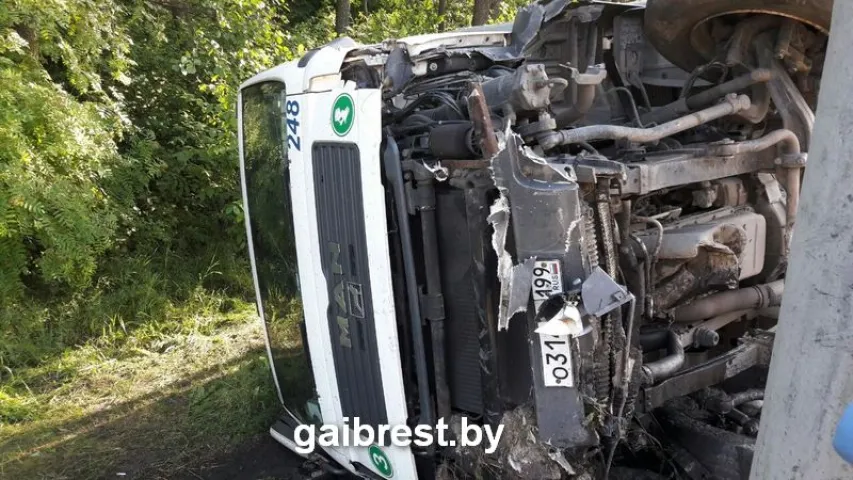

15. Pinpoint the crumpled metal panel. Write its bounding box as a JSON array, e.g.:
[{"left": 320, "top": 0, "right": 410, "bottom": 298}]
[
  {"left": 489, "top": 134, "right": 585, "bottom": 330},
  {"left": 489, "top": 134, "right": 596, "bottom": 449},
  {"left": 488, "top": 195, "right": 537, "bottom": 331}
]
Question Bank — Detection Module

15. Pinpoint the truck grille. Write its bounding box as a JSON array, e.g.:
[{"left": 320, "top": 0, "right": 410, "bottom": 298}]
[{"left": 313, "top": 142, "right": 388, "bottom": 428}]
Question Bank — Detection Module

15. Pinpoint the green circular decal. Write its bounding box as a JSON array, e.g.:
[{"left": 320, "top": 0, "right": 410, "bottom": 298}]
[
  {"left": 368, "top": 444, "right": 393, "bottom": 478},
  {"left": 331, "top": 93, "right": 355, "bottom": 136}
]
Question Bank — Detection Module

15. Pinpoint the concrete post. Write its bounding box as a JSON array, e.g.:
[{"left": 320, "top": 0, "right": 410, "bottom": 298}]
[{"left": 751, "top": 2, "right": 853, "bottom": 478}]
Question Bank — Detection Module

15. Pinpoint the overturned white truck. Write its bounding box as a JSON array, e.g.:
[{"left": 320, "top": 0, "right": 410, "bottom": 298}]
[{"left": 237, "top": 0, "right": 831, "bottom": 477}]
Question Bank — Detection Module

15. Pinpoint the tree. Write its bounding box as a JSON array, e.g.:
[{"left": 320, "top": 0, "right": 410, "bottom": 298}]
[
  {"left": 0, "top": 0, "right": 296, "bottom": 365},
  {"left": 472, "top": 0, "right": 490, "bottom": 25},
  {"left": 472, "top": 0, "right": 502, "bottom": 25},
  {"left": 336, "top": 0, "right": 351, "bottom": 34},
  {"left": 489, "top": 0, "right": 504, "bottom": 22}
]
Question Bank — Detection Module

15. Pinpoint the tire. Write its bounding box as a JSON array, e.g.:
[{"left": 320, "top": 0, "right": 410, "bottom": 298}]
[{"left": 644, "top": 0, "right": 833, "bottom": 74}]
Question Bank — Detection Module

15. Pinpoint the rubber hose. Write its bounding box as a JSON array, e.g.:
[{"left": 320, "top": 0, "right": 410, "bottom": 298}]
[
  {"left": 731, "top": 389, "right": 764, "bottom": 407},
  {"left": 642, "top": 330, "right": 685, "bottom": 385},
  {"left": 672, "top": 280, "right": 784, "bottom": 323}
]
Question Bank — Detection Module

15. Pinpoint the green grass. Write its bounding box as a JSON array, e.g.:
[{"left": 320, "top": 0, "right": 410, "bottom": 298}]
[
  {"left": 0, "top": 290, "right": 284, "bottom": 479},
  {"left": 0, "top": 250, "right": 255, "bottom": 369}
]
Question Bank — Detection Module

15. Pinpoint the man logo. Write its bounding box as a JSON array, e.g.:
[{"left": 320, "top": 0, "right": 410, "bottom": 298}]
[
  {"left": 328, "top": 242, "right": 364, "bottom": 348},
  {"left": 347, "top": 282, "right": 365, "bottom": 319}
]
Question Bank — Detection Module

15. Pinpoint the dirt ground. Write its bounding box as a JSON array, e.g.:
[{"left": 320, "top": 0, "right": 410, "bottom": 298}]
[{"left": 170, "top": 434, "right": 309, "bottom": 480}]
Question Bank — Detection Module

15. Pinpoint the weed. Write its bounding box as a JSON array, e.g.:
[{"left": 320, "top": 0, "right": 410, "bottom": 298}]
[
  {"left": 0, "top": 250, "right": 253, "bottom": 369},
  {"left": 0, "top": 300, "right": 280, "bottom": 479}
]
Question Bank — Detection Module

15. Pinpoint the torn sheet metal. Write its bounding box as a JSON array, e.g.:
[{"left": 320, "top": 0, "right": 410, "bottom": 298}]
[
  {"left": 381, "top": 47, "right": 414, "bottom": 96},
  {"left": 389, "top": 1, "right": 611, "bottom": 69},
  {"left": 489, "top": 133, "right": 585, "bottom": 330},
  {"left": 489, "top": 194, "right": 536, "bottom": 330}
]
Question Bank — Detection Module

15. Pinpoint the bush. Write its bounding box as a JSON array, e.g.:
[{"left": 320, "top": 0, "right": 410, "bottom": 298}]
[
  {"left": 0, "top": 0, "right": 293, "bottom": 366},
  {"left": 0, "top": 0, "right": 531, "bottom": 368},
  {"left": 0, "top": 1, "right": 130, "bottom": 300}
]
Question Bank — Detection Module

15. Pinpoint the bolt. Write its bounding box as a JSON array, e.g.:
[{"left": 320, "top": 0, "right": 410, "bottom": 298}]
[
  {"left": 429, "top": 62, "right": 438, "bottom": 72},
  {"left": 694, "top": 327, "right": 720, "bottom": 348}
]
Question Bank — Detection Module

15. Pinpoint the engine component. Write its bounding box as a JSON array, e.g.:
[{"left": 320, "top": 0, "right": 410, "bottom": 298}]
[
  {"left": 644, "top": 0, "right": 832, "bottom": 75},
  {"left": 641, "top": 329, "right": 686, "bottom": 384},
  {"left": 740, "top": 399, "right": 763, "bottom": 417},
  {"left": 553, "top": 65, "right": 607, "bottom": 127},
  {"left": 538, "top": 94, "right": 752, "bottom": 149},
  {"left": 731, "top": 389, "right": 765, "bottom": 407},
  {"left": 637, "top": 207, "right": 767, "bottom": 311},
  {"left": 692, "top": 327, "right": 720, "bottom": 348},
  {"left": 382, "top": 137, "right": 435, "bottom": 427},
  {"left": 672, "top": 280, "right": 784, "bottom": 323},
  {"left": 481, "top": 63, "right": 553, "bottom": 112},
  {"left": 641, "top": 69, "right": 772, "bottom": 126},
  {"left": 658, "top": 397, "right": 757, "bottom": 479},
  {"left": 727, "top": 408, "right": 760, "bottom": 436},
  {"left": 427, "top": 123, "right": 478, "bottom": 159}
]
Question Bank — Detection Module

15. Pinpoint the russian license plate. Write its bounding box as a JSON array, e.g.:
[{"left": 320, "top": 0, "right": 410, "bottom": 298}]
[
  {"left": 538, "top": 329, "right": 574, "bottom": 387},
  {"left": 531, "top": 259, "right": 573, "bottom": 387},
  {"left": 532, "top": 259, "right": 563, "bottom": 311}
]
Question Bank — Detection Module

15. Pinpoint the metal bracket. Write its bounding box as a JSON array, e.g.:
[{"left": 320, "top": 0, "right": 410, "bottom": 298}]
[
  {"left": 776, "top": 152, "right": 808, "bottom": 168},
  {"left": 558, "top": 154, "right": 627, "bottom": 184},
  {"left": 402, "top": 161, "right": 439, "bottom": 212},
  {"left": 581, "top": 266, "right": 632, "bottom": 317},
  {"left": 641, "top": 330, "right": 775, "bottom": 411},
  {"left": 421, "top": 162, "right": 449, "bottom": 182}
]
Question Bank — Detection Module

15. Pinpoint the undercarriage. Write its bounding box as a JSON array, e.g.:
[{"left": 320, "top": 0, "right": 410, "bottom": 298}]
[
  {"left": 239, "top": 0, "right": 833, "bottom": 478},
  {"left": 361, "top": 1, "right": 827, "bottom": 477}
]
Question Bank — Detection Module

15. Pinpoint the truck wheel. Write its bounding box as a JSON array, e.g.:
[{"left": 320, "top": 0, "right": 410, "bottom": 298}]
[{"left": 644, "top": 0, "right": 833, "bottom": 73}]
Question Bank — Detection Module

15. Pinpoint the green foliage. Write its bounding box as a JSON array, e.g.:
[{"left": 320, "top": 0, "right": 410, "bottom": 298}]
[
  {"left": 116, "top": 0, "right": 294, "bottom": 253},
  {"left": 0, "top": 312, "right": 279, "bottom": 478},
  {"left": 0, "top": 249, "right": 253, "bottom": 367},
  {"left": 0, "top": 0, "right": 293, "bottom": 367},
  {"left": 0, "top": 0, "right": 534, "bottom": 370},
  {"left": 0, "top": 388, "right": 41, "bottom": 424},
  {"left": 0, "top": 1, "right": 130, "bottom": 300},
  {"left": 348, "top": 0, "right": 529, "bottom": 42},
  {"left": 349, "top": 0, "right": 468, "bottom": 41}
]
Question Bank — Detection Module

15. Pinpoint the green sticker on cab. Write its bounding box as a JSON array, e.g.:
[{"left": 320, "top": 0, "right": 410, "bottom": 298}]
[
  {"left": 368, "top": 444, "right": 393, "bottom": 478},
  {"left": 332, "top": 93, "right": 355, "bottom": 136}
]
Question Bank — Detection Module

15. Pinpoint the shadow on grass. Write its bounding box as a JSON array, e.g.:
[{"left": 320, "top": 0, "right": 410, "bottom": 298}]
[
  {"left": 0, "top": 250, "right": 256, "bottom": 372},
  {"left": 0, "top": 346, "right": 307, "bottom": 480}
]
